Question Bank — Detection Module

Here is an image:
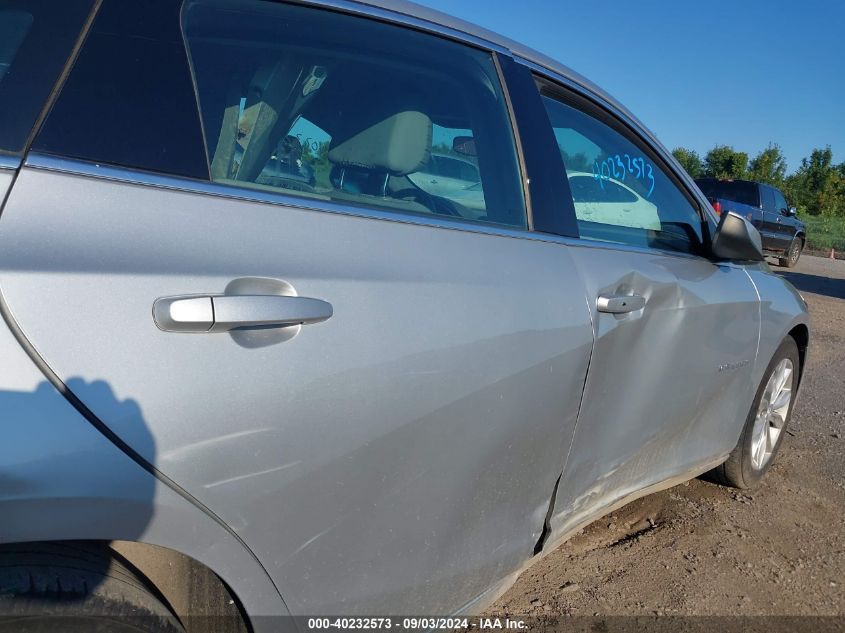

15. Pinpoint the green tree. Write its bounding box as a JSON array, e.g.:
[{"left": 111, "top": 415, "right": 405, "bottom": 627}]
[
  {"left": 783, "top": 146, "right": 845, "bottom": 216},
  {"left": 671, "top": 147, "right": 703, "bottom": 178},
  {"left": 561, "top": 150, "right": 592, "bottom": 172},
  {"left": 703, "top": 145, "right": 748, "bottom": 179},
  {"left": 748, "top": 143, "right": 787, "bottom": 187}
]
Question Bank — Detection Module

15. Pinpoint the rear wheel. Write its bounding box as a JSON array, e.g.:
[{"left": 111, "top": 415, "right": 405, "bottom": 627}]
[
  {"left": 778, "top": 236, "right": 803, "bottom": 268},
  {"left": 0, "top": 542, "right": 184, "bottom": 633},
  {"left": 708, "top": 337, "right": 800, "bottom": 488}
]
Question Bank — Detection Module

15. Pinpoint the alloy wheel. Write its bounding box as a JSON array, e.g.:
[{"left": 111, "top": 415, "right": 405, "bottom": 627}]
[
  {"left": 750, "top": 358, "right": 793, "bottom": 470},
  {"left": 789, "top": 240, "right": 801, "bottom": 264}
]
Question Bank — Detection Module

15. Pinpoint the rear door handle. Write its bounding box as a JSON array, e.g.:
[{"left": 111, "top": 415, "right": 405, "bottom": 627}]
[
  {"left": 154, "top": 294, "right": 333, "bottom": 333},
  {"left": 596, "top": 293, "right": 645, "bottom": 314}
]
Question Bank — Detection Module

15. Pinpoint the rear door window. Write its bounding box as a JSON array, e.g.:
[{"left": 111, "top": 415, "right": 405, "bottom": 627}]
[
  {"left": 0, "top": 0, "right": 94, "bottom": 157},
  {"left": 182, "top": 0, "right": 526, "bottom": 228}
]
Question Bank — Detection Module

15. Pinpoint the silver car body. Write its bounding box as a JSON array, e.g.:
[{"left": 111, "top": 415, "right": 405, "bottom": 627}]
[{"left": 0, "top": 0, "right": 809, "bottom": 625}]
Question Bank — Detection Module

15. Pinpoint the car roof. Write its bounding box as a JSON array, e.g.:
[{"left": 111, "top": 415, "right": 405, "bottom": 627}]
[
  {"left": 695, "top": 177, "right": 760, "bottom": 186},
  {"left": 307, "top": 0, "right": 652, "bottom": 140}
]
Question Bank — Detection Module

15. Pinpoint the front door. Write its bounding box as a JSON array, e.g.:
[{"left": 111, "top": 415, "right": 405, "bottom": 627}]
[{"left": 535, "top": 85, "right": 761, "bottom": 536}]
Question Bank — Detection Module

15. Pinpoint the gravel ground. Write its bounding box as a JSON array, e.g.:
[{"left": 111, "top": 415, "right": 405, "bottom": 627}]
[{"left": 489, "top": 255, "right": 845, "bottom": 619}]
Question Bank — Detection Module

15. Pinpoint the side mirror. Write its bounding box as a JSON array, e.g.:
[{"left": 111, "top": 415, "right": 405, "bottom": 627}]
[
  {"left": 787, "top": 206, "right": 797, "bottom": 216},
  {"left": 711, "top": 211, "right": 765, "bottom": 262},
  {"left": 452, "top": 136, "right": 477, "bottom": 157}
]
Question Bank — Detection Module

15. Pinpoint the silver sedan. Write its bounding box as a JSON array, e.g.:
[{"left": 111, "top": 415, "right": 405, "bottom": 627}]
[{"left": 0, "top": 0, "right": 809, "bottom": 629}]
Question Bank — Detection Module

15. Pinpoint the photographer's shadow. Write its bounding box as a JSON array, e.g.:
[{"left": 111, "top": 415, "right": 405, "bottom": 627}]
[{"left": 0, "top": 378, "right": 159, "bottom": 618}]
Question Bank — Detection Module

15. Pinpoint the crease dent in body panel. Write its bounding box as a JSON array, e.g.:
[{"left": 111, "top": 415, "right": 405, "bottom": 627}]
[
  {"left": 536, "top": 289, "right": 596, "bottom": 555},
  {"left": 533, "top": 474, "right": 561, "bottom": 555}
]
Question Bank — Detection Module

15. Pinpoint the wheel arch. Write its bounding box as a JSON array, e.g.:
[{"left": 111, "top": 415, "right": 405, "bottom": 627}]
[
  {"left": 787, "top": 322, "right": 810, "bottom": 388},
  {"left": 110, "top": 540, "right": 251, "bottom": 631},
  {"left": 0, "top": 287, "right": 288, "bottom": 628},
  {"left": 0, "top": 539, "right": 251, "bottom": 632}
]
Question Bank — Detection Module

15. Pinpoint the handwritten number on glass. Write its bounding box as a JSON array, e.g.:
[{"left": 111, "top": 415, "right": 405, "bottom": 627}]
[{"left": 593, "top": 154, "right": 655, "bottom": 198}]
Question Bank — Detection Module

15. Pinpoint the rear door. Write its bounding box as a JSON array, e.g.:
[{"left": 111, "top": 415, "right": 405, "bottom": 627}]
[
  {"left": 0, "top": 0, "right": 594, "bottom": 614},
  {"left": 530, "top": 79, "right": 761, "bottom": 538}
]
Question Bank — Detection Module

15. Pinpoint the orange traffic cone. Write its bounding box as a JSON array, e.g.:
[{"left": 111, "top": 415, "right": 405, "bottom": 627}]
[{"left": 831, "top": 248, "right": 836, "bottom": 260}]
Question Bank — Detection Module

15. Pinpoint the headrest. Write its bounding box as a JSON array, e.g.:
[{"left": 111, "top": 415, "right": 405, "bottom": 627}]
[{"left": 328, "top": 86, "right": 432, "bottom": 176}]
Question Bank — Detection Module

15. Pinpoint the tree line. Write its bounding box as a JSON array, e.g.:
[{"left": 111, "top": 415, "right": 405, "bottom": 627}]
[{"left": 671, "top": 144, "right": 845, "bottom": 217}]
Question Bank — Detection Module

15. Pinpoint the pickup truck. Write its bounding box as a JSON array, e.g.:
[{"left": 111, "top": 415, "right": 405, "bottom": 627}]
[{"left": 695, "top": 178, "right": 806, "bottom": 267}]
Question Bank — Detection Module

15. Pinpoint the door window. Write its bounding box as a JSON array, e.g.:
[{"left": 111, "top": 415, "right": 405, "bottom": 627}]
[
  {"left": 0, "top": 10, "right": 31, "bottom": 85},
  {"left": 182, "top": 0, "right": 526, "bottom": 228},
  {"left": 32, "top": 0, "right": 209, "bottom": 179},
  {"left": 0, "top": 0, "right": 94, "bottom": 156},
  {"left": 760, "top": 186, "right": 776, "bottom": 212},
  {"left": 540, "top": 92, "right": 705, "bottom": 254},
  {"left": 772, "top": 189, "right": 789, "bottom": 215}
]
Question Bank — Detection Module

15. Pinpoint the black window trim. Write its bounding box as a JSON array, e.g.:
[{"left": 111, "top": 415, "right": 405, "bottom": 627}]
[
  {"left": 496, "top": 54, "right": 578, "bottom": 238},
  {"left": 491, "top": 52, "right": 534, "bottom": 232}
]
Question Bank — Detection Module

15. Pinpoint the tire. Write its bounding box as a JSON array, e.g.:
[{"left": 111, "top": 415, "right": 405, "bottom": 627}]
[
  {"left": 707, "top": 337, "right": 800, "bottom": 489},
  {"left": 0, "top": 542, "right": 184, "bottom": 633},
  {"left": 778, "top": 236, "right": 803, "bottom": 268}
]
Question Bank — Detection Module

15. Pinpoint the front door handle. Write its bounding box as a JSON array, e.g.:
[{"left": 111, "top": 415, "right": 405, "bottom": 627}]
[
  {"left": 154, "top": 294, "right": 333, "bottom": 333},
  {"left": 596, "top": 293, "right": 646, "bottom": 314}
]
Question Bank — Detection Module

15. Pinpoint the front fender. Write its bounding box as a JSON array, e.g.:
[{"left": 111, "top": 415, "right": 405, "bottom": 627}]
[{"left": 744, "top": 264, "right": 811, "bottom": 391}]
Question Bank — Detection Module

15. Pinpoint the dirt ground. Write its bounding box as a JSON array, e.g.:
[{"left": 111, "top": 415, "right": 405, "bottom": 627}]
[{"left": 490, "top": 255, "right": 845, "bottom": 619}]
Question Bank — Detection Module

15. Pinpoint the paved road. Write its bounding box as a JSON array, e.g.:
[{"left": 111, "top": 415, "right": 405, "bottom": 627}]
[{"left": 490, "top": 255, "right": 845, "bottom": 618}]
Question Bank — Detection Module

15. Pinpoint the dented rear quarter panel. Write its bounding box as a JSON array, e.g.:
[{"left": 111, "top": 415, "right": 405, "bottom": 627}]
[{"left": 0, "top": 306, "right": 289, "bottom": 630}]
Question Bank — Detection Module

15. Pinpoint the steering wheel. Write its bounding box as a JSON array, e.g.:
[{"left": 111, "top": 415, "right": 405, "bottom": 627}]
[{"left": 391, "top": 187, "right": 460, "bottom": 217}]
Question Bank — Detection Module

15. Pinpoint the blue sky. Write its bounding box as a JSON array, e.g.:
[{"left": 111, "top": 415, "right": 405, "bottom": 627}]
[{"left": 414, "top": 0, "right": 844, "bottom": 174}]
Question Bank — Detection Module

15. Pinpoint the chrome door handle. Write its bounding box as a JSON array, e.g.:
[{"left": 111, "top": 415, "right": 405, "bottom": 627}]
[
  {"left": 596, "top": 293, "right": 645, "bottom": 314},
  {"left": 210, "top": 295, "right": 332, "bottom": 332},
  {"left": 154, "top": 294, "right": 333, "bottom": 333}
]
